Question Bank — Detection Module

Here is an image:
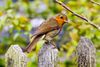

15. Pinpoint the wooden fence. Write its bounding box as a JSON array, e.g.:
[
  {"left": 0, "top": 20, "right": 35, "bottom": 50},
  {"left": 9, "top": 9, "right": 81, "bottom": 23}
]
[{"left": 5, "top": 37, "right": 96, "bottom": 67}]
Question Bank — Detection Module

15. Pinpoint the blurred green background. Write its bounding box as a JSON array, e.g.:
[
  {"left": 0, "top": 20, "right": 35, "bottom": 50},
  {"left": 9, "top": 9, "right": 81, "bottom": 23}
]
[{"left": 0, "top": 0, "right": 100, "bottom": 67}]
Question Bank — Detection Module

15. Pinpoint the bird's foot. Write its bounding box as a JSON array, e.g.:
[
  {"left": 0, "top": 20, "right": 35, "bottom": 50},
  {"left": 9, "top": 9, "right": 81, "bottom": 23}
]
[{"left": 45, "top": 40, "right": 57, "bottom": 49}]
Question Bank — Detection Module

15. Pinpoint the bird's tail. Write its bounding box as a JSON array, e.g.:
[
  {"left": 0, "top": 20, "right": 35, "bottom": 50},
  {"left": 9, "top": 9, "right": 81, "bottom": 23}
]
[{"left": 24, "top": 35, "right": 42, "bottom": 53}]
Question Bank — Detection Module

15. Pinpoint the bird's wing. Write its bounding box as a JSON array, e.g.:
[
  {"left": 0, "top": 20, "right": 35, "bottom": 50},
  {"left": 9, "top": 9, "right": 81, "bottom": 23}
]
[
  {"left": 31, "top": 18, "right": 59, "bottom": 38},
  {"left": 24, "top": 35, "right": 43, "bottom": 53}
]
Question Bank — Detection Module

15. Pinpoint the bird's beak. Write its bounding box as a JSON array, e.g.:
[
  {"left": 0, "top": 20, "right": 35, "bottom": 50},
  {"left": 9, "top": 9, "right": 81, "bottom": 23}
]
[{"left": 64, "top": 20, "right": 69, "bottom": 23}]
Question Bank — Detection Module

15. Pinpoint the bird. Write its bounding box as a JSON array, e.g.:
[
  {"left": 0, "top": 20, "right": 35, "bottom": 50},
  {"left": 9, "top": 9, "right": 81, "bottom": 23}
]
[{"left": 24, "top": 13, "right": 68, "bottom": 53}]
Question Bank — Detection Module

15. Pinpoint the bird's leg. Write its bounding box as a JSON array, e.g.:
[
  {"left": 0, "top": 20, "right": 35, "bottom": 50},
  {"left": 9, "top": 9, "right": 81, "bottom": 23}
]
[
  {"left": 44, "top": 29, "right": 60, "bottom": 49},
  {"left": 44, "top": 36, "right": 57, "bottom": 49},
  {"left": 50, "top": 40, "right": 57, "bottom": 49}
]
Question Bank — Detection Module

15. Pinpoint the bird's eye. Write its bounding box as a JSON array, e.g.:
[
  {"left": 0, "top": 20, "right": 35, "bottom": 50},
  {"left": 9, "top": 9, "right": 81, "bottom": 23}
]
[{"left": 60, "top": 16, "right": 63, "bottom": 19}]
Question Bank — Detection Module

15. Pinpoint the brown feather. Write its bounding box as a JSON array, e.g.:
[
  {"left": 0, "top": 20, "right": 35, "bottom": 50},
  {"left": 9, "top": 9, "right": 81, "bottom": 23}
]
[
  {"left": 25, "top": 35, "right": 43, "bottom": 53},
  {"left": 32, "top": 18, "right": 59, "bottom": 37}
]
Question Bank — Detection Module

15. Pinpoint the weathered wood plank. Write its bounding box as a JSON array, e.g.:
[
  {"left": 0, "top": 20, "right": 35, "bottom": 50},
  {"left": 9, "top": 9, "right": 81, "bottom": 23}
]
[
  {"left": 5, "top": 45, "right": 27, "bottom": 67},
  {"left": 38, "top": 42, "right": 59, "bottom": 67},
  {"left": 76, "top": 37, "right": 96, "bottom": 67}
]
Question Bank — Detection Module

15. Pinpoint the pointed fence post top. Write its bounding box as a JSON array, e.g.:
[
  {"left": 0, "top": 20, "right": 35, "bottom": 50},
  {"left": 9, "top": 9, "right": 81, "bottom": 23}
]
[{"left": 77, "top": 37, "right": 96, "bottom": 67}]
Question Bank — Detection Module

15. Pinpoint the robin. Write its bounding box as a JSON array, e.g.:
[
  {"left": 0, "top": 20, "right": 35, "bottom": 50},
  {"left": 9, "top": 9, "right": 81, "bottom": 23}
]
[{"left": 24, "top": 13, "right": 68, "bottom": 53}]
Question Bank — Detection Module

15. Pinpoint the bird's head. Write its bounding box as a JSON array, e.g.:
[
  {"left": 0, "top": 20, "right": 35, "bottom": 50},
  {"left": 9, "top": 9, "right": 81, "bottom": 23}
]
[{"left": 55, "top": 13, "right": 68, "bottom": 27}]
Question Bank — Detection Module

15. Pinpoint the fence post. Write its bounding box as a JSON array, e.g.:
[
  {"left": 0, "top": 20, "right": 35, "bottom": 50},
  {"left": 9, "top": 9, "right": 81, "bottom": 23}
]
[
  {"left": 5, "top": 45, "right": 27, "bottom": 67},
  {"left": 5, "top": 37, "right": 96, "bottom": 67},
  {"left": 38, "top": 42, "right": 59, "bottom": 67},
  {"left": 76, "top": 37, "right": 96, "bottom": 67}
]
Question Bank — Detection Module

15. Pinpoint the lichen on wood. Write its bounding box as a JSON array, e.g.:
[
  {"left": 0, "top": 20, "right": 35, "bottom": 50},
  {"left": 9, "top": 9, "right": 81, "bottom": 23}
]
[
  {"left": 5, "top": 45, "right": 27, "bottom": 67},
  {"left": 76, "top": 37, "right": 96, "bottom": 67}
]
